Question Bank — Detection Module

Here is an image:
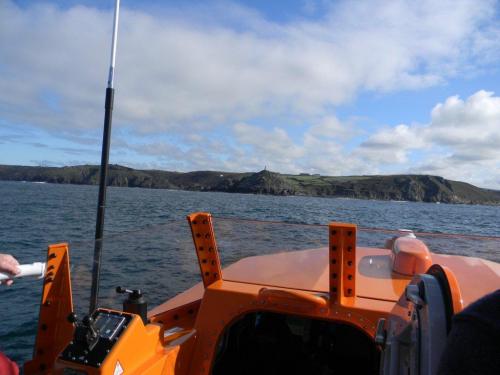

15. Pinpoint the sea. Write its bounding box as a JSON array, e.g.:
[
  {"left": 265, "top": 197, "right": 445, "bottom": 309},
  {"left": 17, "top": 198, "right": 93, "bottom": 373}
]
[{"left": 0, "top": 180, "right": 499, "bottom": 366}]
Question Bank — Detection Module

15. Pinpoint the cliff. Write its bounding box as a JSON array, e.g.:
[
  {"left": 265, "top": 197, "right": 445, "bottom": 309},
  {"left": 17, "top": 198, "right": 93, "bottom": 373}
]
[{"left": 1, "top": 164, "right": 499, "bottom": 204}]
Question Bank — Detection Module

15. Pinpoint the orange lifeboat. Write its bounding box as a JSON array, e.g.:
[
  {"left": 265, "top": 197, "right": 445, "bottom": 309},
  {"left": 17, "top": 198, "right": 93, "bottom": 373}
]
[{"left": 22, "top": 212, "right": 499, "bottom": 374}]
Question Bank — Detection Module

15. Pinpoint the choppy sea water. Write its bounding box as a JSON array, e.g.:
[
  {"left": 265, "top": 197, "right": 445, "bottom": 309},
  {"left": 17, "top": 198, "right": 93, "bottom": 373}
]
[{"left": 0, "top": 180, "right": 499, "bottom": 366}]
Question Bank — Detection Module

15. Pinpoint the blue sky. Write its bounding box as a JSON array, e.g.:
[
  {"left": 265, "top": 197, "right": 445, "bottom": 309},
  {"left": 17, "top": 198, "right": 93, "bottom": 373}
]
[{"left": 1, "top": 0, "right": 500, "bottom": 188}]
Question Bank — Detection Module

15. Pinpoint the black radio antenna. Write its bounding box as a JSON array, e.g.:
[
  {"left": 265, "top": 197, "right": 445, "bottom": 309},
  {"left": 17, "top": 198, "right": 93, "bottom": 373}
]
[{"left": 89, "top": 0, "right": 121, "bottom": 314}]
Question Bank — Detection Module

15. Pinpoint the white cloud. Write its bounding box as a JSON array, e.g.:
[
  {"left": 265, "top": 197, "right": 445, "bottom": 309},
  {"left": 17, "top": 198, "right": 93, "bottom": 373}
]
[
  {"left": 427, "top": 90, "right": 500, "bottom": 149},
  {"left": 1, "top": 0, "right": 498, "bottom": 135},
  {"left": 356, "top": 124, "right": 425, "bottom": 164},
  {"left": 308, "top": 116, "right": 357, "bottom": 140},
  {"left": 413, "top": 91, "right": 500, "bottom": 187},
  {"left": 232, "top": 123, "right": 305, "bottom": 171},
  {"left": 350, "top": 91, "right": 500, "bottom": 187},
  {"left": 226, "top": 117, "right": 365, "bottom": 175}
]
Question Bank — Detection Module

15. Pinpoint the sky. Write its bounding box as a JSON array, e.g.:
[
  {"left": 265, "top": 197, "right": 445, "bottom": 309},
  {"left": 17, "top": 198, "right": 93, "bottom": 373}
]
[{"left": 1, "top": 0, "right": 500, "bottom": 188}]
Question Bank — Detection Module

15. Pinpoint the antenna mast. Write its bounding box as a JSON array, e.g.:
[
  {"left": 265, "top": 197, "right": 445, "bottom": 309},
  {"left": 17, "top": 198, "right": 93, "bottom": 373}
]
[{"left": 89, "top": 0, "right": 120, "bottom": 314}]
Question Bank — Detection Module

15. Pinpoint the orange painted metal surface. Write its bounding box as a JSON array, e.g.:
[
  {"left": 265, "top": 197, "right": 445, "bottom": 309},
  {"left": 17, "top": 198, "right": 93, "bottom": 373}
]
[
  {"left": 257, "top": 288, "right": 328, "bottom": 314},
  {"left": 187, "top": 213, "right": 222, "bottom": 288},
  {"left": 222, "top": 247, "right": 411, "bottom": 303},
  {"left": 149, "top": 300, "right": 200, "bottom": 346},
  {"left": 440, "top": 265, "right": 464, "bottom": 313},
  {"left": 431, "top": 253, "right": 498, "bottom": 307},
  {"left": 391, "top": 236, "right": 433, "bottom": 275},
  {"left": 222, "top": 248, "right": 328, "bottom": 292},
  {"left": 220, "top": 246, "right": 499, "bottom": 308},
  {"left": 149, "top": 283, "right": 203, "bottom": 316},
  {"left": 24, "top": 243, "right": 74, "bottom": 375},
  {"left": 329, "top": 222, "right": 357, "bottom": 305}
]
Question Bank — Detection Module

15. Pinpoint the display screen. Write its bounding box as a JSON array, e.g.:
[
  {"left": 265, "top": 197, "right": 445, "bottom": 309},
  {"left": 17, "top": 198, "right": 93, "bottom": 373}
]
[{"left": 95, "top": 313, "right": 127, "bottom": 340}]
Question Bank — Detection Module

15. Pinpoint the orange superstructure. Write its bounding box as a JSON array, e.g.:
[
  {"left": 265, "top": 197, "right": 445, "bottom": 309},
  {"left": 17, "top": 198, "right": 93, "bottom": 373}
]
[{"left": 24, "top": 213, "right": 499, "bottom": 375}]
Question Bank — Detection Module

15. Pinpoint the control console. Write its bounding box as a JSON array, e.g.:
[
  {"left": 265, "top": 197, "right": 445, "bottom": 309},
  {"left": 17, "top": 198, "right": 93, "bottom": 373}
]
[{"left": 60, "top": 310, "right": 132, "bottom": 367}]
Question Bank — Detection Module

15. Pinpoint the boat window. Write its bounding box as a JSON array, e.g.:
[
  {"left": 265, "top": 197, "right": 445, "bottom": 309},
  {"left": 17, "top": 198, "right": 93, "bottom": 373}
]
[{"left": 212, "top": 311, "right": 380, "bottom": 375}]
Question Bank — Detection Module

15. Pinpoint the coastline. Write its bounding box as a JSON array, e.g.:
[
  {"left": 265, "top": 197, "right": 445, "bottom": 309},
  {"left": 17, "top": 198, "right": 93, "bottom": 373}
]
[{"left": 1, "top": 164, "right": 499, "bottom": 205}]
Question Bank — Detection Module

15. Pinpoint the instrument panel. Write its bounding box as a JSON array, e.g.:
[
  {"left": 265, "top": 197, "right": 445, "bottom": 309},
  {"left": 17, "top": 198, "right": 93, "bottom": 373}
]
[{"left": 60, "top": 310, "right": 132, "bottom": 368}]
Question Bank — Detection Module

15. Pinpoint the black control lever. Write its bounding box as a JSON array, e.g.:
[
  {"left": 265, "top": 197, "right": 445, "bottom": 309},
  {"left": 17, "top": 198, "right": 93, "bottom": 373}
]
[
  {"left": 67, "top": 312, "right": 100, "bottom": 352},
  {"left": 116, "top": 286, "right": 142, "bottom": 297},
  {"left": 116, "top": 286, "right": 148, "bottom": 324}
]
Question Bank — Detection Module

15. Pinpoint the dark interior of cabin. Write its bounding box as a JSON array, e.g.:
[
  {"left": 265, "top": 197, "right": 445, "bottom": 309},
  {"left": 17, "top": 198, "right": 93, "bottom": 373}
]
[{"left": 212, "top": 312, "right": 380, "bottom": 375}]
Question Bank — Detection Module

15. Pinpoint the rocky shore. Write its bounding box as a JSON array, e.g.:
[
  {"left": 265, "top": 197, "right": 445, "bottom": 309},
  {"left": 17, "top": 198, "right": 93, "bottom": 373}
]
[{"left": 1, "top": 164, "right": 499, "bottom": 204}]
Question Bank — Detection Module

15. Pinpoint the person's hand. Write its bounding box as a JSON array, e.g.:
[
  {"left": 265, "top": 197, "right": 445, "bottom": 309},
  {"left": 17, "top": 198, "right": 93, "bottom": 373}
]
[{"left": 0, "top": 254, "right": 20, "bottom": 286}]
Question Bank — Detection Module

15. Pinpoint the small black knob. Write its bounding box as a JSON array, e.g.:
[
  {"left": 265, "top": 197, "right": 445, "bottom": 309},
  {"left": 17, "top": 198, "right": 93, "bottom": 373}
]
[
  {"left": 116, "top": 286, "right": 126, "bottom": 294},
  {"left": 82, "top": 316, "right": 94, "bottom": 326},
  {"left": 67, "top": 312, "right": 78, "bottom": 324}
]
